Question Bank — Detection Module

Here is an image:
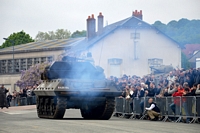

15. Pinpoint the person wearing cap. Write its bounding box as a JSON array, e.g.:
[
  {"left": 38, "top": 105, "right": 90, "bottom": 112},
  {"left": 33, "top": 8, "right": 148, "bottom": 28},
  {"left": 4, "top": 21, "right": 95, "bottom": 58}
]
[
  {"left": 145, "top": 98, "right": 161, "bottom": 121},
  {"left": 0, "top": 84, "right": 9, "bottom": 109}
]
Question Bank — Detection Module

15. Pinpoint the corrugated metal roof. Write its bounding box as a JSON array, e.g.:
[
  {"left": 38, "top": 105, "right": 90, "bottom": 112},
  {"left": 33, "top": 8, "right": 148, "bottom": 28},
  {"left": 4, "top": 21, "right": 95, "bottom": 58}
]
[{"left": 0, "top": 37, "right": 85, "bottom": 53}]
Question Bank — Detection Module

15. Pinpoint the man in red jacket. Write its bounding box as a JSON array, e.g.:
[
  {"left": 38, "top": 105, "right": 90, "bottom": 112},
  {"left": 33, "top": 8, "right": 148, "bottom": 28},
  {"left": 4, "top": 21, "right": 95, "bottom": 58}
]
[{"left": 170, "top": 83, "right": 183, "bottom": 115}]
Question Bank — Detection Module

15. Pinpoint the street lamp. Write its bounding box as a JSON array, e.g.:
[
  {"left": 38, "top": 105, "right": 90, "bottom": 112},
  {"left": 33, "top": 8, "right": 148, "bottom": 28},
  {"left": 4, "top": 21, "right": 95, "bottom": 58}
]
[{"left": 3, "top": 38, "right": 15, "bottom": 73}]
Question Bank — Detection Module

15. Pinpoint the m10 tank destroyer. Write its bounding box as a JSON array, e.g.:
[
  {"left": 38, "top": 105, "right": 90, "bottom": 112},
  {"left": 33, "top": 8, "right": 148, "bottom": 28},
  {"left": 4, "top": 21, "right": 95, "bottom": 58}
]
[
  {"left": 34, "top": 56, "right": 122, "bottom": 120},
  {"left": 150, "top": 65, "right": 174, "bottom": 74}
]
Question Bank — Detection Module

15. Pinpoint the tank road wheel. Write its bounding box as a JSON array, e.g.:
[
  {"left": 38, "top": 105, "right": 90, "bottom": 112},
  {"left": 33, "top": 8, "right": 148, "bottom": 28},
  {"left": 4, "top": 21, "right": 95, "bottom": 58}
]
[
  {"left": 81, "top": 97, "right": 115, "bottom": 120},
  {"left": 100, "top": 97, "right": 115, "bottom": 120},
  {"left": 36, "top": 96, "right": 67, "bottom": 119},
  {"left": 52, "top": 97, "right": 67, "bottom": 119}
]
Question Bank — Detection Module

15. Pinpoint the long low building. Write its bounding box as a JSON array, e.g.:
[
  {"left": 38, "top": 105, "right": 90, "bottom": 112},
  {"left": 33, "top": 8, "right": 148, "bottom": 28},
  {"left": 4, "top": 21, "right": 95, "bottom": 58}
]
[{"left": 0, "top": 38, "right": 84, "bottom": 91}]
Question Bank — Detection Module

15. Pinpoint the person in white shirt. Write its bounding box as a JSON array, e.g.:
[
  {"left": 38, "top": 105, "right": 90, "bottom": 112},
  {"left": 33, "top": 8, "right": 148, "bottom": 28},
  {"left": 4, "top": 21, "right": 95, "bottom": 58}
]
[{"left": 145, "top": 98, "right": 161, "bottom": 121}]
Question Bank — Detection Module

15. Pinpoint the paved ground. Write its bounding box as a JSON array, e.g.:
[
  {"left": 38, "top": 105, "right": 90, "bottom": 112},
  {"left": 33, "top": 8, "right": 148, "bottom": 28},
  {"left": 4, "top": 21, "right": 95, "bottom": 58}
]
[{"left": 0, "top": 106, "right": 199, "bottom": 133}]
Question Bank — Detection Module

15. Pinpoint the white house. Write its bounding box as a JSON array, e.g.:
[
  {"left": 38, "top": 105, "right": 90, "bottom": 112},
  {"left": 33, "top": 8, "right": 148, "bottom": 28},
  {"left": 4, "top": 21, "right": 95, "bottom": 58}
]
[
  {"left": 189, "top": 50, "right": 200, "bottom": 68},
  {"left": 69, "top": 10, "right": 182, "bottom": 77}
]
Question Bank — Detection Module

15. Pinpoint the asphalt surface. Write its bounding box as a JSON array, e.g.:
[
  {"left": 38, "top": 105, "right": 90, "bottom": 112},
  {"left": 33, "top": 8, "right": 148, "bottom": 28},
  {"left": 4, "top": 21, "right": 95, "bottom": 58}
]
[{"left": 0, "top": 106, "right": 199, "bottom": 133}]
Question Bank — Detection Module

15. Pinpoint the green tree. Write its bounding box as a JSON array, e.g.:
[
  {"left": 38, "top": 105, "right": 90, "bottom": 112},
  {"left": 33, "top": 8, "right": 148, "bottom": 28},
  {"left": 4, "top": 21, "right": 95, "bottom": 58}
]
[
  {"left": 153, "top": 18, "right": 200, "bottom": 46},
  {"left": 35, "top": 29, "right": 71, "bottom": 41},
  {"left": 71, "top": 30, "right": 86, "bottom": 38},
  {"left": 0, "top": 31, "right": 34, "bottom": 49}
]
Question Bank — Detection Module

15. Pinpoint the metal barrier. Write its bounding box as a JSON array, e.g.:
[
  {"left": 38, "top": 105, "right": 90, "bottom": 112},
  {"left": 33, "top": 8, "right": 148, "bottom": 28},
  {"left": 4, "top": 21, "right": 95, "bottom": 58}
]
[
  {"left": 114, "top": 96, "right": 200, "bottom": 123},
  {"left": 10, "top": 96, "right": 36, "bottom": 107},
  {"left": 181, "top": 96, "right": 196, "bottom": 123},
  {"left": 115, "top": 98, "right": 133, "bottom": 118},
  {"left": 133, "top": 97, "right": 143, "bottom": 116},
  {"left": 196, "top": 96, "right": 200, "bottom": 117},
  {"left": 166, "top": 96, "right": 182, "bottom": 122},
  {"left": 124, "top": 99, "right": 132, "bottom": 114}
]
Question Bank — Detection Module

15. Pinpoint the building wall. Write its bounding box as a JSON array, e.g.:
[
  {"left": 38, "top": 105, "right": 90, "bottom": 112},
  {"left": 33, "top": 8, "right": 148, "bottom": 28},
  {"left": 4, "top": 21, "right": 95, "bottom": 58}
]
[
  {"left": 0, "top": 50, "right": 64, "bottom": 93},
  {"left": 82, "top": 28, "right": 181, "bottom": 77}
]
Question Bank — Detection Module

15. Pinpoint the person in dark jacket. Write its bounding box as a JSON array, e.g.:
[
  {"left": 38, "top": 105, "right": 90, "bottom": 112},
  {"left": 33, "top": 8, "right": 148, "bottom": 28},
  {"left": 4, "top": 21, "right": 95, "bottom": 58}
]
[
  {"left": 146, "top": 82, "right": 156, "bottom": 97},
  {"left": 7, "top": 92, "right": 12, "bottom": 107},
  {"left": 190, "top": 83, "right": 197, "bottom": 96},
  {"left": 145, "top": 98, "right": 161, "bottom": 121},
  {"left": 0, "top": 84, "right": 9, "bottom": 109},
  {"left": 130, "top": 84, "right": 144, "bottom": 112}
]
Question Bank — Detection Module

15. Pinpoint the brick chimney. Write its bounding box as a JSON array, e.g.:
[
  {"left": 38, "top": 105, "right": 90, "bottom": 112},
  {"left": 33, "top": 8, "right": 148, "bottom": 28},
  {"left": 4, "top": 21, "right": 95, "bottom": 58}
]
[
  {"left": 132, "top": 10, "right": 143, "bottom": 20},
  {"left": 97, "top": 12, "right": 104, "bottom": 35},
  {"left": 87, "top": 14, "right": 96, "bottom": 40}
]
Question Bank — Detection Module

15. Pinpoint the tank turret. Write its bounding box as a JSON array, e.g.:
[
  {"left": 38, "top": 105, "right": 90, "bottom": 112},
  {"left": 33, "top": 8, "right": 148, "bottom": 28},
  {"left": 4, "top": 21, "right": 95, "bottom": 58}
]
[{"left": 150, "top": 65, "right": 174, "bottom": 74}]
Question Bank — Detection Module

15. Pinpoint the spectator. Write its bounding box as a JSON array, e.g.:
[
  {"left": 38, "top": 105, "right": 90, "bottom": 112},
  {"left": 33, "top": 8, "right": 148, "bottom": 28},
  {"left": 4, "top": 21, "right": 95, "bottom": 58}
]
[
  {"left": 19, "top": 88, "right": 27, "bottom": 105},
  {"left": 26, "top": 88, "right": 33, "bottom": 105},
  {"left": 170, "top": 84, "right": 182, "bottom": 115},
  {"left": 182, "top": 88, "right": 192, "bottom": 123},
  {"left": 167, "top": 83, "right": 176, "bottom": 96},
  {"left": 167, "top": 72, "right": 176, "bottom": 86},
  {"left": 136, "top": 84, "right": 145, "bottom": 98},
  {"left": 6, "top": 92, "right": 12, "bottom": 107},
  {"left": 155, "top": 84, "right": 162, "bottom": 96},
  {"left": 145, "top": 82, "right": 156, "bottom": 97},
  {"left": 196, "top": 84, "right": 200, "bottom": 95},
  {"left": 163, "top": 79, "right": 169, "bottom": 88},
  {"left": 12, "top": 90, "right": 17, "bottom": 105},
  {"left": 145, "top": 98, "right": 161, "bottom": 121},
  {"left": 190, "top": 83, "right": 197, "bottom": 96},
  {"left": 0, "top": 84, "right": 9, "bottom": 109}
]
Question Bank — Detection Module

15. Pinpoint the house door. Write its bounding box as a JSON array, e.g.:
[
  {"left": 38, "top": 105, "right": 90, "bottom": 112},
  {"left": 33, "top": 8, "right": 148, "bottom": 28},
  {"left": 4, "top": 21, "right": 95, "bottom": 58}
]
[{"left": 109, "top": 64, "right": 121, "bottom": 77}]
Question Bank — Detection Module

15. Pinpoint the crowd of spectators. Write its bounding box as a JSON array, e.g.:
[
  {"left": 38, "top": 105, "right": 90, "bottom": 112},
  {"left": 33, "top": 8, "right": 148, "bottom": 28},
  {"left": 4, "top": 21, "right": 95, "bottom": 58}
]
[
  {"left": 7, "top": 85, "right": 38, "bottom": 106},
  {"left": 109, "top": 67, "right": 200, "bottom": 122}
]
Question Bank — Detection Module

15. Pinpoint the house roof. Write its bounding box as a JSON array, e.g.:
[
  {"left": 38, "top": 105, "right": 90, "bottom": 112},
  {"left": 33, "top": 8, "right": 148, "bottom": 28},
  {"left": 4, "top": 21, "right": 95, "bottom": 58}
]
[
  {"left": 70, "top": 15, "right": 182, "bottom": 53},
  {"left": 0, "top": 37, "right": 85, "bottom": 55},
  {"left": 182, "top": 44, "right": 200, "bottom": 58},
  {"left": 189, "top": 50, "right": 200, "bottom": 62}
]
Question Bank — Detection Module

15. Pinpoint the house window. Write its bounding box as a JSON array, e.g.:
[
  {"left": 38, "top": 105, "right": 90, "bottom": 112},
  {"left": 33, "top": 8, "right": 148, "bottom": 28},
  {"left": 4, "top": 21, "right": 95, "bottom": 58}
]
[
  {"left": 108, "top": 58, "right": 122, "bottom": 77},
  {"left": 148, "top": 58, "right": 163, "bottom": 67},
  {"left": 0, "top": 56, "right": 53, "bottom": 74}
]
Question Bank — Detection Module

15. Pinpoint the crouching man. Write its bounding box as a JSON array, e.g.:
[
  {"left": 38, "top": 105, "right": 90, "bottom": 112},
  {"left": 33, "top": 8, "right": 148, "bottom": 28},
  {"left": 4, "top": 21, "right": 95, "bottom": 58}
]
[{"left": 145, "top": 98, "right": 161, "bottom": 121}]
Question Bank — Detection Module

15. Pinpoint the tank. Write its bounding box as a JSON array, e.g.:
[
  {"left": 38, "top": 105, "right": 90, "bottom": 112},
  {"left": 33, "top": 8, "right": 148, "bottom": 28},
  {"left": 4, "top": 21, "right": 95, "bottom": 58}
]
[
  {"left": 34, "top": 56, "right": 122, "bottom": 120},
  {"left": 150, "top": 65, "right": 174, "bottom": 74}
]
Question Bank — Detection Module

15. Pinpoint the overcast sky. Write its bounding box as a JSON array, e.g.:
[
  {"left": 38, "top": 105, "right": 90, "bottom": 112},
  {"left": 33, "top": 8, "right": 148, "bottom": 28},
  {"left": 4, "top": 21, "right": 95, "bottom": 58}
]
[{"left": 0, "top": 0, "right": 200, "bottom": 45}]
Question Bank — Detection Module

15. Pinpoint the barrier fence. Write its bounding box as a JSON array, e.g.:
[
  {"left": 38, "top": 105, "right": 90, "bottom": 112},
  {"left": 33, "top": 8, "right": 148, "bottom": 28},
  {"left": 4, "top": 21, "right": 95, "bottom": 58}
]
[
  {"left": 10, "top": 96, "right": 36, "bottom": 106},
  {"left": 114, "top": 96, "right": 200, "bottom": 123},
  {"left": 7, "top": 95, "right": 200, "bottom": 123}
]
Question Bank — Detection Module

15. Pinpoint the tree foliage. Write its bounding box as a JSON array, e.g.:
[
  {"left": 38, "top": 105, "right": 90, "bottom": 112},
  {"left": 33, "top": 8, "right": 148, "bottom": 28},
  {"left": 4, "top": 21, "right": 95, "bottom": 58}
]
[
  {"left": 0, "top": 31, "right": 34, "bottom": 49},
  {"left": 35, "top": 29, "right": 86, "bottom": 41},
  {"left": 35, "top": 29, "right": 71, "bottom": 41},
  {"left": 152, "top": 19, "right": 200, "bottom": 46},
  {"left": 16, "top": 62, "right": 50, "bottom": 89},
  {"left": 71, "top": 30, "right": 86, "bottom": 38}
]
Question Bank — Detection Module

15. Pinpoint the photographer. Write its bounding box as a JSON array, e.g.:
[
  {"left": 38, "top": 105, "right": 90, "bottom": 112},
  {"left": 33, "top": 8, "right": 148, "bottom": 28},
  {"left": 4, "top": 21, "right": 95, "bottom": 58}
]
[{"left": 145, "top": 98, "right": 161, "bottom": 121}]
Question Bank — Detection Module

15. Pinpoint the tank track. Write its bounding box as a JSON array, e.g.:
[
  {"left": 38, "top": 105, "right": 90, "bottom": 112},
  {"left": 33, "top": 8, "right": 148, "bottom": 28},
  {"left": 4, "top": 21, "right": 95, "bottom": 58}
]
[
  {"left": 81, "top": 97, "right": 115, "bottom": 120},
  {"left": 36, "top": 96, "right": 66, "bottom": 119}
]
